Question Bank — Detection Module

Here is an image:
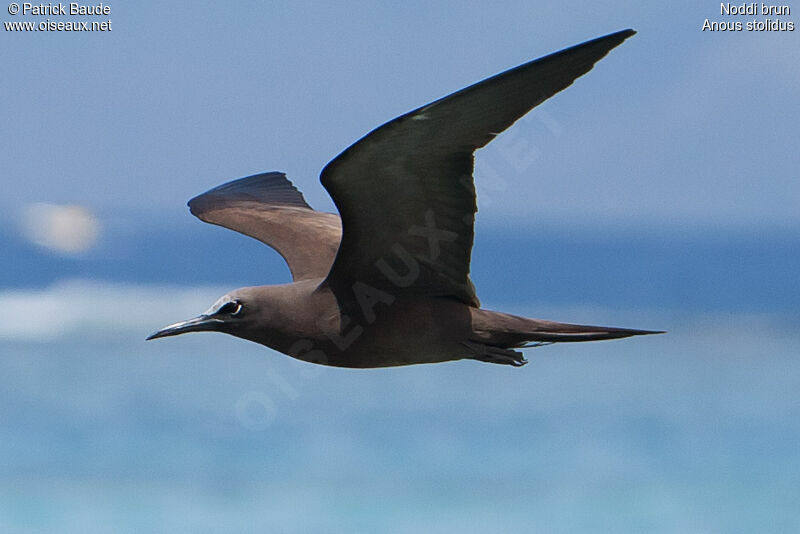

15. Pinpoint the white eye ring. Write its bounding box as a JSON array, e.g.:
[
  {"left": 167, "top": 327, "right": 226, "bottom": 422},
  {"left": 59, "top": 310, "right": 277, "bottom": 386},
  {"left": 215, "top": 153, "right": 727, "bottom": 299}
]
[{"left": 215, "top": 300, "right": 242, "bottom": 316}]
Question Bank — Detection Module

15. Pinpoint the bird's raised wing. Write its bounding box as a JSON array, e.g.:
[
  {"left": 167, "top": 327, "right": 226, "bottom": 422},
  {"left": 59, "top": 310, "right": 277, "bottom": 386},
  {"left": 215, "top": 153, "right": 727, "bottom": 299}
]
[
  {"left": 189, "top": 172, "right": 341, "bottom": 281},
  {"left": 320, "top": 29, "right": 635, "bottom": 307}
]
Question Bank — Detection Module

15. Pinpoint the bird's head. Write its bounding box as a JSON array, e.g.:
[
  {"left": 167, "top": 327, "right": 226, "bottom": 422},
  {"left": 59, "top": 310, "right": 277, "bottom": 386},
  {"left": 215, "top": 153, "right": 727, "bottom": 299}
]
[{"left": 146, "top": 290, "right": 254, "bottom": 341}]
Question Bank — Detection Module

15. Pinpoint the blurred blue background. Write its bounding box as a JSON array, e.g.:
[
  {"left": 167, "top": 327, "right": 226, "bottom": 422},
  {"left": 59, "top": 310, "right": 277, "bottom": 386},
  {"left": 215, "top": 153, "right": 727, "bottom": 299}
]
[{"left": 2, "top": 1, "right": 798, "bottom": 532}]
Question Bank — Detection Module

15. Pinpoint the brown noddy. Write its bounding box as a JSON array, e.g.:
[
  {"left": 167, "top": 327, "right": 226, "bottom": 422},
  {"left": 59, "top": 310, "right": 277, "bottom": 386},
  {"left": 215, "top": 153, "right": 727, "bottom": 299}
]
[{"left": 147, "top": 29, "right": 663, "bottom": 367}]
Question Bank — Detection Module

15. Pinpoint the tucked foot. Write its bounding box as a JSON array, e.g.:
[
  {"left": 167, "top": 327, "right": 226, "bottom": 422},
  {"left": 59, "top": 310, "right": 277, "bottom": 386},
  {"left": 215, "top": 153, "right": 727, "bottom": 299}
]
[{"left": 461, "top": 341, "right": 528, "bottom": 367}]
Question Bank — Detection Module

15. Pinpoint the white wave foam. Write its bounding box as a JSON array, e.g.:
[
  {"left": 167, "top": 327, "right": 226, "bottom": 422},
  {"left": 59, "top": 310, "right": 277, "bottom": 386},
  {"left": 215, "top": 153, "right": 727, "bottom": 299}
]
[{"left": 0, "top": 280, "right": 229, "bottom": 341}]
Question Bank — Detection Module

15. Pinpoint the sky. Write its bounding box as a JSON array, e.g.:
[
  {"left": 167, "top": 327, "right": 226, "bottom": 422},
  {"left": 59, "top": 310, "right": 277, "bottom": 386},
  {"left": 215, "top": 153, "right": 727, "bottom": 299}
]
[{"left": 2, "top": 1, "right": 799, "bottom": 532}]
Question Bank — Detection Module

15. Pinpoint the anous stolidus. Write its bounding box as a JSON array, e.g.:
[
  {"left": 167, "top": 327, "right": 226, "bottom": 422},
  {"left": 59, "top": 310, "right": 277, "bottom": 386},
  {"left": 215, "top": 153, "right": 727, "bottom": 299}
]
[{"left": 148, "top": 29, "right": 663, "bottom": 367}]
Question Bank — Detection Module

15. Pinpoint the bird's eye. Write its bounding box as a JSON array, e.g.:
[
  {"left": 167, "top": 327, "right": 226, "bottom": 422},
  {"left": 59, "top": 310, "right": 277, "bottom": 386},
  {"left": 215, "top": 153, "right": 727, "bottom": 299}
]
[{"left": 217, "top": 301, "right": 242, "bottom": 316}]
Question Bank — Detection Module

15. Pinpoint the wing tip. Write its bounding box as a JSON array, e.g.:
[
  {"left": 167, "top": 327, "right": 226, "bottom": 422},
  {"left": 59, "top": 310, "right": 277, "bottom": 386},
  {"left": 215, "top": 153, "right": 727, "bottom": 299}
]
[
  {"left": 186, "top": 195, "right": 202, "bottom": 215},
  {"left": 579, "top": 28, "right": 637, "bottom": 53},
  {"left": 186, "top": 171, "right": 313, "bottom": 218},
  {"left": 603, "top": 28, "right": 636, "bottom": 41}
]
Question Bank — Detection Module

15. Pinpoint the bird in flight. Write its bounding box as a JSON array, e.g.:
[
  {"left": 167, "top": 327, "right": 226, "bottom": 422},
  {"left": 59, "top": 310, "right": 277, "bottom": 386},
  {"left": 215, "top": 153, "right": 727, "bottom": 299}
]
[{"left": 148, "top": 29, "right": 662, "bottom": 367}]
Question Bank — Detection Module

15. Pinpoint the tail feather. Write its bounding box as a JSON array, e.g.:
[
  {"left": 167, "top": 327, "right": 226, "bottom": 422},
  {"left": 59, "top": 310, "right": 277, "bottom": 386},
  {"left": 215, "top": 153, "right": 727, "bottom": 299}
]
[
  {"left": 470, "top": 308, "right": 664, "bottom": 346},
  {"left": 509, "top": 326, "right": 663, "bottom": 344}
]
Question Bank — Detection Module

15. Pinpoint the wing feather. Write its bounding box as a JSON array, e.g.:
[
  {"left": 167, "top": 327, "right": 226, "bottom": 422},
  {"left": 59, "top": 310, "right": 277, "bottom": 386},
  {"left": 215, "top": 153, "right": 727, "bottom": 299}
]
[
  {"left": 320, "top": 30, "right": 635, "bottom": 307},
  {"left": 189, "top": 172, "right": 341, "bottom": 281}
]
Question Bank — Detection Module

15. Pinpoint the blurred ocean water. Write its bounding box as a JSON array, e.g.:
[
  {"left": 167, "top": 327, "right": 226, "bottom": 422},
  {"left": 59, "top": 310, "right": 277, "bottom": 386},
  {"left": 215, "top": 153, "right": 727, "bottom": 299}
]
[{"left": 1, "top": 282, "right": 798, "bottom": 533}]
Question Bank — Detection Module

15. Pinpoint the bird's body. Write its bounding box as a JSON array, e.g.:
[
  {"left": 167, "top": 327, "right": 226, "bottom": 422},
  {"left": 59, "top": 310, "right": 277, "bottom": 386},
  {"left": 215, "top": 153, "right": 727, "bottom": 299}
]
[
  {"left": 247, "top": 282, "right": 474, "bottom": 368},
  {"left": 148, "top": 29, "right": 663, "bottom": 367},
  {"left": 219, "top": 282, "right": 652, "bottom": 367}
]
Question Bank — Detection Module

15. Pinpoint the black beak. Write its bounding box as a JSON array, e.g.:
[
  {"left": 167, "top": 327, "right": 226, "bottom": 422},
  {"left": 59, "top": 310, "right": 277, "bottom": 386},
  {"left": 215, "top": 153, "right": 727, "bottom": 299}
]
[{"left": 146, "top": 314, "right": 225, "bottom": 340}]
